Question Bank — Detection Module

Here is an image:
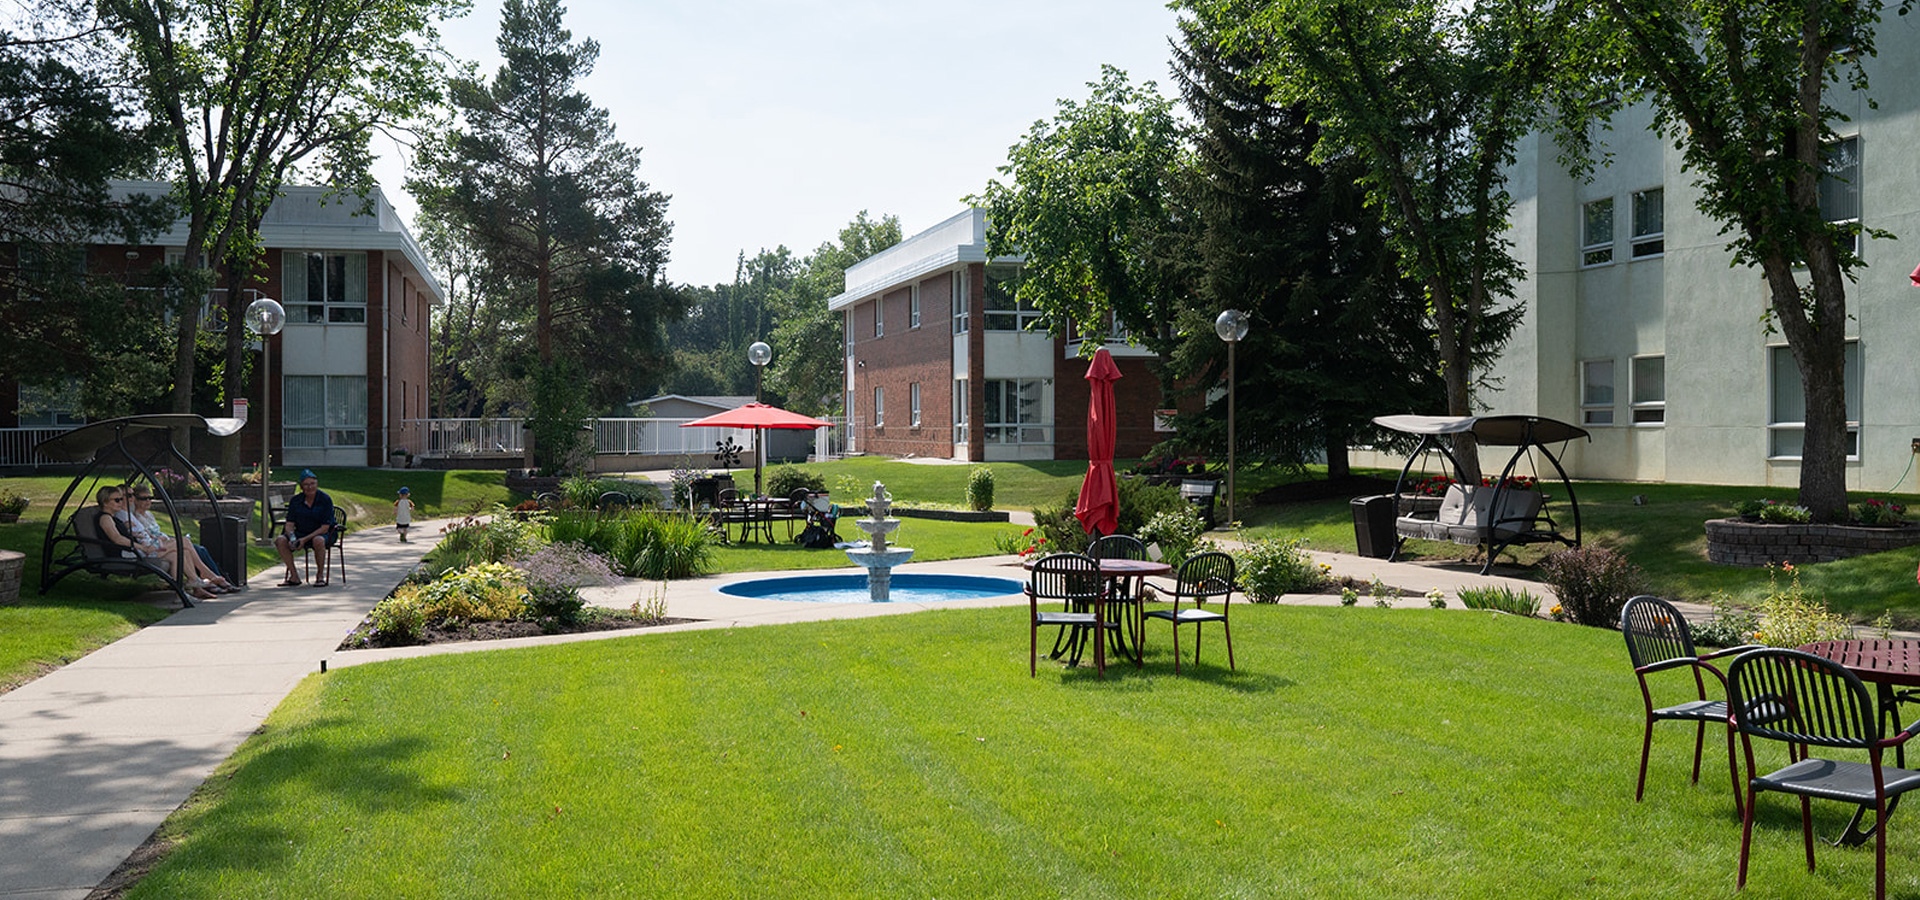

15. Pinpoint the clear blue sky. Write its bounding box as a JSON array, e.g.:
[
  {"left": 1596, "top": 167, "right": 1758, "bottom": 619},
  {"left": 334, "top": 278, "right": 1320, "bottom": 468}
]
[{"left": 375, "top": 0, "right": 1182, "bottom": 287}]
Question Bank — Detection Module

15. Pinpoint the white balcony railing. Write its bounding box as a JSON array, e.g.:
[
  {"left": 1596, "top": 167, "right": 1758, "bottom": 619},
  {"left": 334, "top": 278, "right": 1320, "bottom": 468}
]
[{"left": 0, "top": 427, "right": 76, "bottom": 466}]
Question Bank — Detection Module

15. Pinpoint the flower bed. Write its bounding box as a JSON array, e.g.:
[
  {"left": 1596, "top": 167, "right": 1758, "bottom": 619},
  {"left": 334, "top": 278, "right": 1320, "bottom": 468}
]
[{"left": 1705, "top": 517, "right": 1920, "bottom": 567}]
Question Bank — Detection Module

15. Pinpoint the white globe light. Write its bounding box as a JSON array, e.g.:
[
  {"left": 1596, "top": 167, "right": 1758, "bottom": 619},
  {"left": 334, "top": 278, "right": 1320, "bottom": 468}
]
[
  {"left": 748, "top": 341, "right": 772, "bottom": 367},
  {"left": 1214, "top": 309, "right": 1250, "bottom": 343},
  {"left": 245, "top": 297, "right": 286, "bottom": 336}
]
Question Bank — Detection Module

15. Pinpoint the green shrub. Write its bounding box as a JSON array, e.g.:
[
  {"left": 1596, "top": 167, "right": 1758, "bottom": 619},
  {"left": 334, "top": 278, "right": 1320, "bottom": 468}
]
[
  {"left": 1757, "top": 500, "right": 1812, "bottom": 524},
  {"left": 1540, "top": 546, "right": 1645, "bottom": 628},
  {"left": 1138, "top": 507, "right": 1207, "bottom": 567},
  {"left": 366, "top": 591, "right": 429, "bottom": 643},
  {"left": 1732, "top": 498, "right": 1766, "bottom": 519},
  {"left": 1855, "top": 498, "right": 1907, "bottom": 526},
  {"left": 768, "top": 465, "right": 826, "bottom": 498},
  {"left": 1689, "top": 592, "right": 1761, "bottom": 648},
  {"left": 1751, "top": 563, "right": 1853, "bottom": 647},
  {"left": 1457, "top": 584, "right": 1542, "bottom": 617},
  {"left": 966, "top": 467, "right": 995, "bottom": 511},
  {"left": 365, "top": 563, "right": 533, "bottom": 645},
  {"left": 1235, "top": 538, "right": 1329, "bottom": 602},
  {"left": 1032, "top": 490, "right": 1091, "bottom": 555},
  {"left": 1116, "top": 477, "right": 1185, "bottom": 536}
]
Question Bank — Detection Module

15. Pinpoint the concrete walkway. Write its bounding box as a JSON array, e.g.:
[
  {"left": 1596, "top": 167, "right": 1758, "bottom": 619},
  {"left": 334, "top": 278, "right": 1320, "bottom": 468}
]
[{"left": 0, "top": 524, "right": 1676, "bottom": 898}]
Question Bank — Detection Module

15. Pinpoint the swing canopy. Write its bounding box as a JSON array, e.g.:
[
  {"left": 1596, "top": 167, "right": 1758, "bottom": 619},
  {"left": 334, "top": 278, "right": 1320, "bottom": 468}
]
[{"left": 1371, "top": 414, "right": 1590, "bottom": 574}]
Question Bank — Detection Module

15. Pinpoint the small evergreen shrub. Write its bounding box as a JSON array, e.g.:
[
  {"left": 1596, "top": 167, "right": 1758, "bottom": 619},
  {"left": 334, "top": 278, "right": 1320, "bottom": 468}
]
[
  {"left": 1235, "top": 538, "right": 1328, "bottom": 602},
  {"left": 1457, "top": 584, "right": 1542, "bottom": 617},
  {"left": 768, "top": 465, "right": 826, "bottom": 498},
  {"left": 1540, "top": 546, "right": 1645, "bottom": 628},
  {"left": 966, "top": 467, "right": 995, "bottom": 511},
  {"left": 1116, "top": 477, "right": 1185, "bottom": 536}
]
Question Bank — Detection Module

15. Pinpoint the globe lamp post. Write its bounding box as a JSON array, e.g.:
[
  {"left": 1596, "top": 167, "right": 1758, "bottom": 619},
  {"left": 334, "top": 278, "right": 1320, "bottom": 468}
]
[
  {"left": 748, "top": 341, "right": 772, "bottom": 495},
  {"left": 1215, "top": 309, "right": 1250, "bottom": 530},
  {"left": 245, "top": 298, "right": 286, "bottom": 541}
]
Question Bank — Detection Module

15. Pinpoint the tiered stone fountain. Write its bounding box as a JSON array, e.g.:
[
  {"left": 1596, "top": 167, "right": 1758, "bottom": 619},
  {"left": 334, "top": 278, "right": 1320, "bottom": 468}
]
[{"left": 845, "top": 481, "right": 915, "bottom": 601}]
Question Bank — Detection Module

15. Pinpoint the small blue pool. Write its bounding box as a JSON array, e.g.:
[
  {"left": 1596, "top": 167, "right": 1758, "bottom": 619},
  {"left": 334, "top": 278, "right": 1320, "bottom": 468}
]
[{"left": 717, "top": 573, "right": 1025, "bottom": 604}]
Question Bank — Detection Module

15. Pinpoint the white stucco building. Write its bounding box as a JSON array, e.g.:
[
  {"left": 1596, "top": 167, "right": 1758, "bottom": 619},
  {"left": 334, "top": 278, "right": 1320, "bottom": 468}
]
[{"left": 1486, "top": 37, "right": 1920, "bottom": 490}]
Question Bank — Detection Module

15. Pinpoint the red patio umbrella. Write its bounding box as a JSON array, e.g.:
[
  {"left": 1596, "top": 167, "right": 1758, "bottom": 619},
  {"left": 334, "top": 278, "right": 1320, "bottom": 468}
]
[
  {"left": 1074, "top": 349, "right": 1122, "bottom": 537},
  {"left": 680, "top": 402, "right": 833, "bottom": 496}
]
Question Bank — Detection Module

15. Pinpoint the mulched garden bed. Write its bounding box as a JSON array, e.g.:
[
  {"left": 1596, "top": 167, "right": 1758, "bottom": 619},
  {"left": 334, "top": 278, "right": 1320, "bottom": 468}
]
[{"left": 338, "top": 613, "right": 699, "bottom": 651}]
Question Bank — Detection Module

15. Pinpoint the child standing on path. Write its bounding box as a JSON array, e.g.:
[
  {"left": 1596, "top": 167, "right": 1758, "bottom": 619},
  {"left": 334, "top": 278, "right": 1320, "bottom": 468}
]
[{"left": 394, "top": 487, "right": 413, "bottom": 542}]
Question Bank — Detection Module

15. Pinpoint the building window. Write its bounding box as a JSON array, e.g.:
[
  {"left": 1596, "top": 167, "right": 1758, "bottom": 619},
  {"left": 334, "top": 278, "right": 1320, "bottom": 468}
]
[
  {"left": 983, "top": 378, "right": 1048, "bottom": 444},
  {"left": 1631, "top": 188, "right": 1664, "bottom": 258},
  {"left": 873, "top": 297, "right": 884, "bottom": 337},
  {"left": 951, "top": 271, "right": 968, "bottom": 334},
  {"left": 910, "top": 382, "right": 922, "bottom": 427},
  {"left": 1630, "top": 355, "right": 1665, "bottom": 425},
  {"left": 984, "top": 263, "right": 1040, "bottom": 331},
  {"left": 284, "top": 375, "right": 367, "bottom": 448},
  {"left": 16, "top": 381, "right": 85, "bottom": 427},
  {"left": 1822, "top": 136, "right": 1861, "bottom": 254},
  {"left": 1769, "top": 342, "right": 1860, "bottom": 459},
  {"left": 1581, "top": 198, "right": 1614, "bottom": 267},
  {"left": 873, "top": 386, "right": 884, "bottom": 427},
  {"left": 953, "top": 379, "right": 968, "bottom": 444},
  {"left": 1581, "top": 359, "right": 1615, "bottom": 426},
  {"left": 282, "top": 251, "right": 368, "bottom": 323},
  {"left": 909, "top": 285, "right": 921, "bottom": 329}
]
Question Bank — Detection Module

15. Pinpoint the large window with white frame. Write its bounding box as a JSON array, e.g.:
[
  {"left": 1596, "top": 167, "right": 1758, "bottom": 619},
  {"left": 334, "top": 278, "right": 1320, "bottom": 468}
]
[
  {"left": 1581, "top": 359, "right": 1615, "bottom": 426},
  {"left": 872, "top": 386, "right": 885, "bottom": 427},
  {"left": 983, "top": 379, "right": 1047, "bottom": 444},
  {"left": 1581, "top": 198, "right": 1615, "bottom": 267},
  {"left": 1630, "top": 355, "right": 1665, "bottom": 424},
  {"left": 282, "top": 251, "right": 367, "bottom": 323},
  {"left": 951, "top": 271, "right": 969, "bottom": 333},
  {"left": 1822, "top": 136, "right": 1861, "bottom": 254},
  {"left": 283, "top": 375, "right": 367, "bottom": 448},
  {"left": 1631, "top": 188, "right": 1664, "bottom": 258},
  {"left": 1769, "top": 342, "right": 1859, "bottom": 459},
  {"left": 984, "top": 263, "right": 1040, "bottom": 331},
  {"left": 952, "top": 379, "right": 968, "bottom": 443}
]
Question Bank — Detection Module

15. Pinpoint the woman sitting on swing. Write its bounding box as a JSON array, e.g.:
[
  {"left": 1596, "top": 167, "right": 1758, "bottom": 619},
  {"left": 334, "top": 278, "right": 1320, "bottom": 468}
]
[{"left": 93, "top": 485, "right": 218, "bottom": 600}]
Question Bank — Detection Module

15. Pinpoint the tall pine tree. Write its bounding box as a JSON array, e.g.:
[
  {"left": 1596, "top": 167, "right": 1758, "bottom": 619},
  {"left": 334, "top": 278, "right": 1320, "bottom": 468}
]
[{"left": 1171, "top": 8, "right": 1441, "bottom": 478}]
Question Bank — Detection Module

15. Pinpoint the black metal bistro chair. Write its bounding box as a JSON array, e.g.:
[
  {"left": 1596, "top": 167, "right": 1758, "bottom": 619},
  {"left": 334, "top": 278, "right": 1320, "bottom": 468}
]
[
  {"left": 1728, "top": 648, "right": 1920, "bottom": 900},
  {"left": 1143, "top": 551, "right": 1236, "bottom": 674},
  {"left": 1089, "top": 534, "right": 1150, "bottom": 662},
  {"left": 1620, "top": 595, "right": 1756, "bottom": 817},
  {"left": 1026, "top": 552, "right": 1125, "bottom": 677}
]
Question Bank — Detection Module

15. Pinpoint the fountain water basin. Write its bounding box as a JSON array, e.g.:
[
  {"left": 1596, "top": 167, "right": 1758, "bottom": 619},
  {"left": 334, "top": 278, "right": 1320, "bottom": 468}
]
[
  {"left": 845, "top": 481, "right": 914, "bottom": 600},
  {"left": 717, "top": 572, "right": 1023, "bottom": 604}
]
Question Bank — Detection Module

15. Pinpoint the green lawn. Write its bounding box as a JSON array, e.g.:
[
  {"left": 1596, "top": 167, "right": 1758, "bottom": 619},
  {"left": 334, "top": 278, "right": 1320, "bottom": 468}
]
[
  {"left": 128, "top": 606, "right": 1892, "bottom": 898},
  {"left": 706, "top": 457, "right": 1105, "bottom": 512}
]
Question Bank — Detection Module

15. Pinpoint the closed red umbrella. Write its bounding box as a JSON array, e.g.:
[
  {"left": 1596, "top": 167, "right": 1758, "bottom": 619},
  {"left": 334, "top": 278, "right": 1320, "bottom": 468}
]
[
  {"left": 680, "top": 402, "right": 834, "bottom": 496},
  {"left": 1074, "top": 349, "right": 1122, "bottom": 537}
]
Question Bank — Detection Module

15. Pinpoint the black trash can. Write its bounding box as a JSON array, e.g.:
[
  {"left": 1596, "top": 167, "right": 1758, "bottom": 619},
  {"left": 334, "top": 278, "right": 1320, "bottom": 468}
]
[
  {"left": 1180, "top": 479, "right": 1219, "bottom": 529},
  {"left": 198, "top": 514, "right": 249, "bottom": 586},
  {"left": 1351, "top": 495, "right": 1397, "bottom": 559}
]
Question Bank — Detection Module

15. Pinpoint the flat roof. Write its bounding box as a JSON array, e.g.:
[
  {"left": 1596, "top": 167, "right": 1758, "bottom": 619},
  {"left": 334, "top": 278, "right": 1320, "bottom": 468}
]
[{"left": 825, "top": 208, "right": 1022, "bottom": 311}]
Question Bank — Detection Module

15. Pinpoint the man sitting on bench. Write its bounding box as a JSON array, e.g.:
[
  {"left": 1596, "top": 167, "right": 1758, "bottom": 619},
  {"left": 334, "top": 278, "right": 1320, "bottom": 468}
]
[{"left": 274, "top": 470, "right": 336, "bottom": 587}]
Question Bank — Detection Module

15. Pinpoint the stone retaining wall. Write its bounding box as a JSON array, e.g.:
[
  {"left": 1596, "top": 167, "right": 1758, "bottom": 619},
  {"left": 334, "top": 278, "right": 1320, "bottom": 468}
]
[
  {"left": 1705, "top": 517, "right": 1920, "bottom": 566},
  {"left": 0, "top": 549, "right": 22, "bottom": 604}
]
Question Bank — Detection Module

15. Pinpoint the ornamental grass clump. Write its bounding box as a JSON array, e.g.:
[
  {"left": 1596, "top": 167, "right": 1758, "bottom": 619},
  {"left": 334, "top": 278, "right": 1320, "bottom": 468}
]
[
  {"left": 1235, "top": 538, "right": 1328, "bottom": 602},
  {"left": 1457, "top": 584, "right": 1542, "bottom": 617},
  {"left": 612, "top": 510, "right": 714, "bottom": 580},
  {"left": 1540, "top": 546, "right": 1645, "bottom": 628}
]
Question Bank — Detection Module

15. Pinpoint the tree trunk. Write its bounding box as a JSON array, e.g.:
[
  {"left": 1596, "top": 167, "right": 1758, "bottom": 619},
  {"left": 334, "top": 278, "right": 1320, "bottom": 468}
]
[
  {"left": 1795, "top": 333, "right": 1850, "bottom": 522},
  {"left": 1324, "top": 431, "right": 1351, "bottom": 480}
]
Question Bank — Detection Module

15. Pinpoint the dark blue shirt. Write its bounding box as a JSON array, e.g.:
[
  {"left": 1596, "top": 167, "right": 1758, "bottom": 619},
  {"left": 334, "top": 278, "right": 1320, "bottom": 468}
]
[{"left": 286, "top": 489, "right": 335, "bottom": 538}]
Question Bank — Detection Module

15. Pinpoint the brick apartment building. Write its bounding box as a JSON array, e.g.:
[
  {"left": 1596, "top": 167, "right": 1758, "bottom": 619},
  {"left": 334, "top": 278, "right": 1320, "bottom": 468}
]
[
  {"left": 4, "top": 181, "right": 441, "bottom": 469},
  {"left": 827, "top": 209, "right": 1174, "bottom": 462}
]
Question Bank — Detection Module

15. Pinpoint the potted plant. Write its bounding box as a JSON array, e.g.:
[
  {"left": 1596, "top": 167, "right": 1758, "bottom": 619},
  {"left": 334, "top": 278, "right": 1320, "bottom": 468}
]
[
  {"left": 390, "top": 447, "right": 413, "bottom": 468},
  {"left": 0, "top": 488, "right": 29, "bottom": 523}
]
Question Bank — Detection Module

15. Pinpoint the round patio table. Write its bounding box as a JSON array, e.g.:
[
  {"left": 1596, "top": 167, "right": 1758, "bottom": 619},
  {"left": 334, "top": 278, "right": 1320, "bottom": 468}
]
[{"left": 1024, "top": 556, "right": 1170, "bottom": 665}]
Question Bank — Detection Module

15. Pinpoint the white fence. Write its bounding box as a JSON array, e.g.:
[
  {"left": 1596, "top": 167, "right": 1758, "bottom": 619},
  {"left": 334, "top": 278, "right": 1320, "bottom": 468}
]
[
  {"left": 411, "top": 417, "right": 763, "bottom": 460},
  {"left": 0, "top": 427, "right": 77, "bottom": 466}
]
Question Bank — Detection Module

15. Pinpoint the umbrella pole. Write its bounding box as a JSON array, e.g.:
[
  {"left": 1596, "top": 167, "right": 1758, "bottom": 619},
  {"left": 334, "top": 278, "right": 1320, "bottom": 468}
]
[{"left": 755, "top": 426, "right": 764, "bottom": 497}]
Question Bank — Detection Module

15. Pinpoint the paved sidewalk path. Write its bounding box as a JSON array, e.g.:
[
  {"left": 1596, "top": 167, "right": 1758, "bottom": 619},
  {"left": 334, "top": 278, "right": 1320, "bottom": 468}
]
[{"left": 0, "top": 519, "right": 451, "bottom": 899}]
